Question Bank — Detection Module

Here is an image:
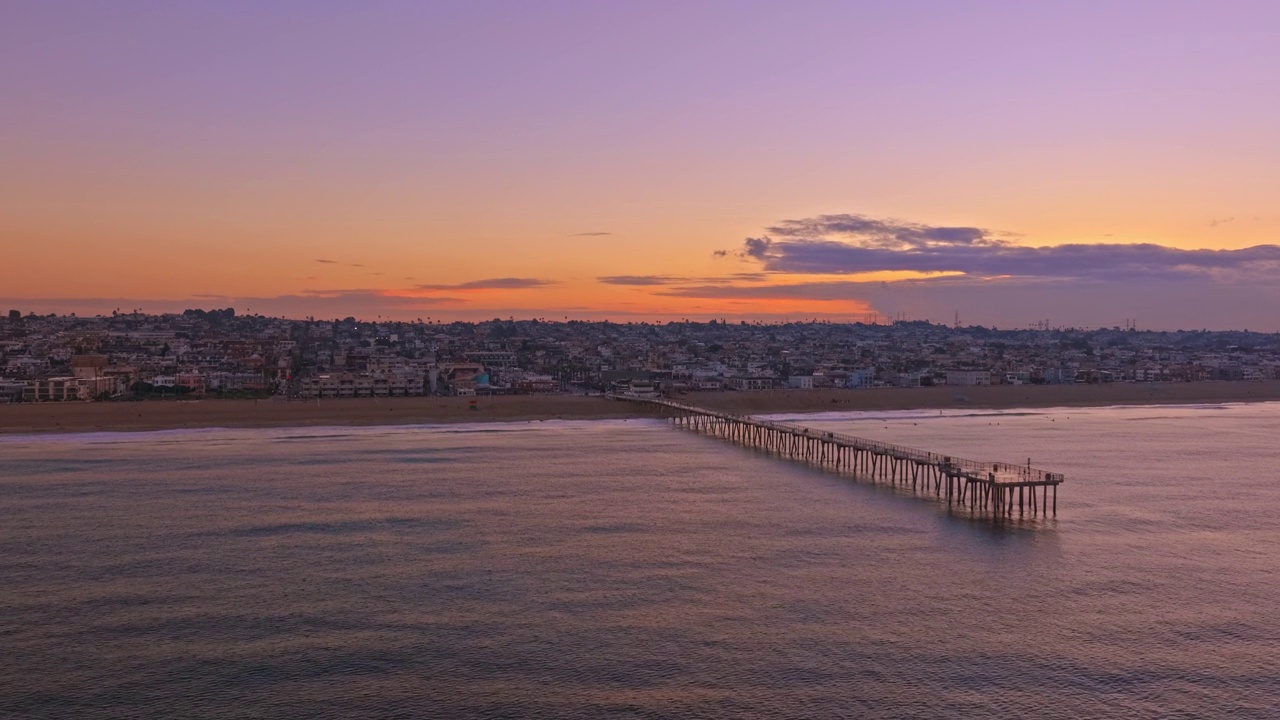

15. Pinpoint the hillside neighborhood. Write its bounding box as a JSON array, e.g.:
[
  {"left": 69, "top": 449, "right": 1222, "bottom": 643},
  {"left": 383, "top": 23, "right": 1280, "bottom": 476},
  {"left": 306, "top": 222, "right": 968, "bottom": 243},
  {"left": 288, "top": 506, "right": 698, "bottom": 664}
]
[{"left": 3, "top": 309, "right": 1279, "bottom": 403}]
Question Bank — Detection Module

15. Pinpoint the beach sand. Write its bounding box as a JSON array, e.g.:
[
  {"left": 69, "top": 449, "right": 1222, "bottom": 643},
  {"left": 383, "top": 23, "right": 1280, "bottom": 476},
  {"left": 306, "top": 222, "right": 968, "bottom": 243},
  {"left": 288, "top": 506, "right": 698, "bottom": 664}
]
[
  {"left": 0, "top": 395, "right": 644, "bottom": 434},
  {"left": 3, "top": 381, "right": 1280, "bottom": 434}
]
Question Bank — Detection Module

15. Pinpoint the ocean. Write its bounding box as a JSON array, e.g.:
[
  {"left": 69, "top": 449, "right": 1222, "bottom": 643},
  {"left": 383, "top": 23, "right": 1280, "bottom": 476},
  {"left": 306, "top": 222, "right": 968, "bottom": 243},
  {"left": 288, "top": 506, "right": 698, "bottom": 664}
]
[{"left": 2, "top": 402, "right": 1279, "bottom": 718}]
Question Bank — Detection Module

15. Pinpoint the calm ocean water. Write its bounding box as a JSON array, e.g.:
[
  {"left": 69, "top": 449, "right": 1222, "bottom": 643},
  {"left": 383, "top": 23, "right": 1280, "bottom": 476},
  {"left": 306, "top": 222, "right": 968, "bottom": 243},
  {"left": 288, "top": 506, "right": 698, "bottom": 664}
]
[{"left": 3, "top": 402, "right": 1280, "bottom": 718}]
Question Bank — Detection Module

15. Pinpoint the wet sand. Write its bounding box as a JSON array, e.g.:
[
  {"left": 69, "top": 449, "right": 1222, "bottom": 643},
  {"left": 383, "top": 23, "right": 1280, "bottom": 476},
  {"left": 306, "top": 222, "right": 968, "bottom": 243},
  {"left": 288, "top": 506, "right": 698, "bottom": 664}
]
[{"left": 3, "top": 381, "right": 1280, "bottom": 434}]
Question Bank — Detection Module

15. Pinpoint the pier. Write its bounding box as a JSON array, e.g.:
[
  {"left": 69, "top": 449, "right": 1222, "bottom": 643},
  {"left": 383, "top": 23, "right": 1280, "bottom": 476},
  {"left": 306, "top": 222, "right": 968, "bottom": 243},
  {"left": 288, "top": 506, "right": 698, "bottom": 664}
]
[{"left": 612, "top": 395, "right": 1064, "bottom": 519}]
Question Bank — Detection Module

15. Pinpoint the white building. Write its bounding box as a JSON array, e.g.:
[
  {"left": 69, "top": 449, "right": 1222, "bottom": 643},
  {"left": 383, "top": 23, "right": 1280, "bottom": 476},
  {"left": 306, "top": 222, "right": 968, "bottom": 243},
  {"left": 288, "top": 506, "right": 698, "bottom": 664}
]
[{"left": 725, "top": 376, "right": 775, "bottom": 391}]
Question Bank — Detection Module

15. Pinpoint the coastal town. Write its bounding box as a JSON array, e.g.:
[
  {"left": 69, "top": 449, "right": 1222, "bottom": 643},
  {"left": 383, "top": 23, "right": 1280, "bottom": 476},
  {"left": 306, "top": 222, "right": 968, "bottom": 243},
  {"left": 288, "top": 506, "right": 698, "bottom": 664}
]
[{"left": 3, "top": 308, "right": 1279, "bottom": 404}]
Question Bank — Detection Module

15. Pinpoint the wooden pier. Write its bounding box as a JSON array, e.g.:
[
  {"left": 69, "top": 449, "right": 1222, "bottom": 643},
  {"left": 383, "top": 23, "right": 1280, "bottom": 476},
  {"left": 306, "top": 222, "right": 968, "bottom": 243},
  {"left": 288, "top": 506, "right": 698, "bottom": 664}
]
[{"left": 612, "top": 395, "right": 1064, "bottom": 519}]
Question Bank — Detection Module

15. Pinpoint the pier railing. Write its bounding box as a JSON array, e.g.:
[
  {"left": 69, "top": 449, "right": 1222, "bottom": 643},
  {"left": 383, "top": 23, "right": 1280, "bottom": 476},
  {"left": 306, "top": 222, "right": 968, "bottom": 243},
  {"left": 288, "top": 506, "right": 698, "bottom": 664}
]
[{"left": 612, "top": 394, "right": 1064, "bottom": 485}]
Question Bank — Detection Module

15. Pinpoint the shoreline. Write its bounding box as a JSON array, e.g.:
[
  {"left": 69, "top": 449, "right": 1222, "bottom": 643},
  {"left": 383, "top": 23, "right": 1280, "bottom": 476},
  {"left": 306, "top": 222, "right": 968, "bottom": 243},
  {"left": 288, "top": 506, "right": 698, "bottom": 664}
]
[
  {"left": 689, "top": 380, "right": 1280, "bottom": 415},
  {"left": 3, "top": 381, "right": 1280, "bottom": 435}
]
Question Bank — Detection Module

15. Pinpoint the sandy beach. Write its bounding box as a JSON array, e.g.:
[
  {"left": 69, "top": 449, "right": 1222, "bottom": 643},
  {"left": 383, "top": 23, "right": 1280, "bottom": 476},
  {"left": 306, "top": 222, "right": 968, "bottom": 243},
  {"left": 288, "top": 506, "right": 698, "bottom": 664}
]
[
  {"left": 0, "top": 395, "right": 646, "bottom": 435},
  {"left": 3, "top": 381, "right": 1280, "bottom": 434}
]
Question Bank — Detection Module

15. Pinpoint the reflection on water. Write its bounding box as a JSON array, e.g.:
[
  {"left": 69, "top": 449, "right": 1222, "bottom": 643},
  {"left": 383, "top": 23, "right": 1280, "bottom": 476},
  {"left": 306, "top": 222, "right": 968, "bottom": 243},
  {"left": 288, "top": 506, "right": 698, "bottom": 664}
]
[{"left": 2, "top": 405, "right": 1280, "bottom": 718}]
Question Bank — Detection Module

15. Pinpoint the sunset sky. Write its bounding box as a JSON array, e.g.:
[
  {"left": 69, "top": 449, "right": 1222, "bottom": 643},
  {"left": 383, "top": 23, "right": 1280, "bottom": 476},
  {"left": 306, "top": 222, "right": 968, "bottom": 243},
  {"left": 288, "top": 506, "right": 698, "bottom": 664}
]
[{"left": 4, "top": 1, "right": 1279, "bottom": 329}]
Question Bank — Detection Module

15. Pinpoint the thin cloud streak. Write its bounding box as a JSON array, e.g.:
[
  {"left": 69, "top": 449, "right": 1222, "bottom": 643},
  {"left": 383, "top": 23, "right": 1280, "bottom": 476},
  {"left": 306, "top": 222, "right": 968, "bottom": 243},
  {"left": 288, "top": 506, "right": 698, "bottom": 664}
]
[
  {"left": 598, "top": 275, "right": 689, "bottom": 286},
  {"left": 655, "top": 282, "right": 871, "bottom": 301},
  {"left": 598, "top": 273, "right": 769, "bottom": 286},
  {"left": 315, "top": 259, "right": 368, "bottom": 268},
  {"left": 414, "top": 277, "right": 558, "bottom": 291}
]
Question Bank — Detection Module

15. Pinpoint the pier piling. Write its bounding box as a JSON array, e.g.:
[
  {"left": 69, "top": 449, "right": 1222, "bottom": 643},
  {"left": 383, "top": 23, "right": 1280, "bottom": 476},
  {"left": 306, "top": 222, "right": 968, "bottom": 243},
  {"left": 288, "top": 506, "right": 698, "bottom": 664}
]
[{"left": 613, "top": 394, "right": 1064, "bottom": 521}]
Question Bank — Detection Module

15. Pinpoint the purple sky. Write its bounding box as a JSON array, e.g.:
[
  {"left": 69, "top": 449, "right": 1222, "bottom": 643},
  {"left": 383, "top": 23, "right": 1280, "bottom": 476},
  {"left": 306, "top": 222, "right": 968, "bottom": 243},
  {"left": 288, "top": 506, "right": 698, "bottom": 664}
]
[{"left": 3, "top": 1, "right": 1279, "bottom": 328}]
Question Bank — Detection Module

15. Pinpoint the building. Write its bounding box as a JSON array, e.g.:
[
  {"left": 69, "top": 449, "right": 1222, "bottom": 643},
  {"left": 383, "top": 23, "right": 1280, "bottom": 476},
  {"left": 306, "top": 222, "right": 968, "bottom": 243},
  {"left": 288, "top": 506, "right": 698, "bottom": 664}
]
[
  {"left": 70, "top": 354, "right": 109, "bottom": 379},
  {"left": 22, "top": 376, "right": 120, "bottom": 402},
  {"left": 0, "top": 379, "right": 26, "bottom": 403},
  {"left": 298, "top": 371, "right": 425, "bottom": 398},
  {"left": 945, "top": 369, "right": 992, "bottom": 386},
  {"left": 440, "top": 363, "right": 486, "bottom": 395},
  {"left": 613, "top": 378, "right": 657, "bottom": 397},
  {"left": 464, "top": 351, "right": 518, "bottom": 367},
  {"left": 845, "top": 368, "right": 876, "bottom": 388},
  {"left": 725, "top": 376, "right": 774, "bottom": 391}
]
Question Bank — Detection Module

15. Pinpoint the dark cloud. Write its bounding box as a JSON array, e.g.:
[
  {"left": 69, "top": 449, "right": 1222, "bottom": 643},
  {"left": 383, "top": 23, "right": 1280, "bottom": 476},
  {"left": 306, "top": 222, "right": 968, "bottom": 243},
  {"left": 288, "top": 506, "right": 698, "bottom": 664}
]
[
  {"left": 712, "top": 249, "right": 729, "bottom": 258},
  {"left": 613, "top": 211, "right": 1280, "bottom": 327},
  {"left": 742, "top": 236, "right": 773, "bottom": 260},
  {"left": 316, "top": 259, "right": 338, "bottom": 264},
  {"left": 738, "top": 213, "right": 1280, "bottom": 281},
  {"left": 1208, "top": 217, "right": 1234, "bottom": 227},
  {"left": 765, "top": 213, "right": 998, "bottom": 249},
  {"left": 415, "top": 277, "right": 557, "bottom": 291}
]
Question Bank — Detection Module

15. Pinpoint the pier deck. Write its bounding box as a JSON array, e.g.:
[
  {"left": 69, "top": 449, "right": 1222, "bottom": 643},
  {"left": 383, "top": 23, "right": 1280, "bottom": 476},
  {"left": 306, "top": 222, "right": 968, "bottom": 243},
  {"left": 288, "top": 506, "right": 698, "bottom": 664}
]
[{"left": 612, "top": 394, "right": 1064, "bottom": 519}]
